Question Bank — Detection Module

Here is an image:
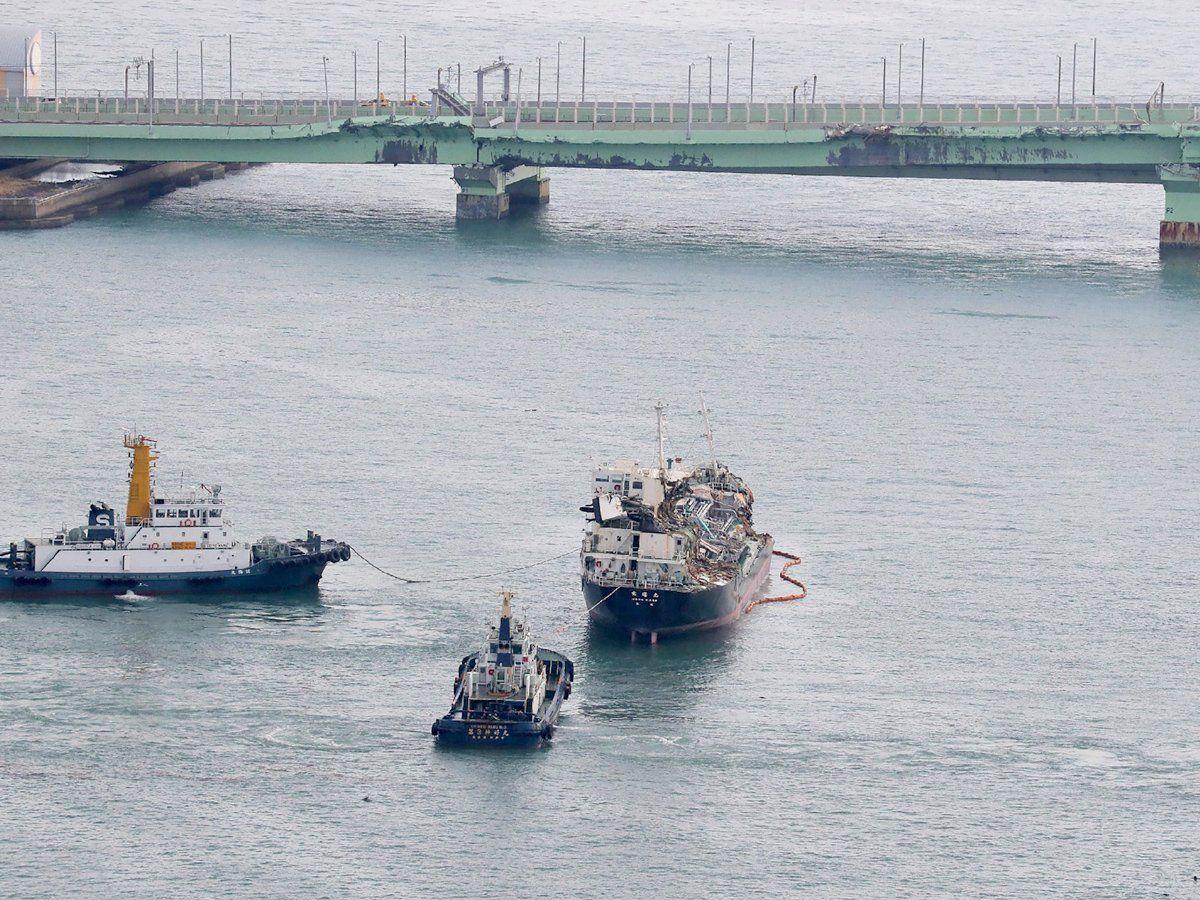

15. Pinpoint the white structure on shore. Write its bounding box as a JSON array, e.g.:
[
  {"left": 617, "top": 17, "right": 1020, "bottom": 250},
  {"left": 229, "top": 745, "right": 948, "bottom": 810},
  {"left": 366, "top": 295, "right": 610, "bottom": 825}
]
[{"left": 0, "top": 27, "right": 41, "bottom": 98}]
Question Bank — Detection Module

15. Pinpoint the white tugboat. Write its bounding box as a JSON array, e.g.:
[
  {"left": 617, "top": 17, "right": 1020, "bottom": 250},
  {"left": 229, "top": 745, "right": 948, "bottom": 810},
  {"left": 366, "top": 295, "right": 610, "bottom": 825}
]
[
  {"left": 432, "top": 591, "right": 575, "bottom": 747},
  {"left": 580, "top": 401, "right": 775, "bottom": 642},
  {"left": 0, "top": 434, "right": 349, "bottom": 597}
]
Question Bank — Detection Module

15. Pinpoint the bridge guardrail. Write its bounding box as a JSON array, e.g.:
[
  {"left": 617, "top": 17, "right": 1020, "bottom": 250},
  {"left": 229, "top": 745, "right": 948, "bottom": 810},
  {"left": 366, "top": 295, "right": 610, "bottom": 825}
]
[{"left": 1, "top": 96, "right": 1197, "bottom": 129}]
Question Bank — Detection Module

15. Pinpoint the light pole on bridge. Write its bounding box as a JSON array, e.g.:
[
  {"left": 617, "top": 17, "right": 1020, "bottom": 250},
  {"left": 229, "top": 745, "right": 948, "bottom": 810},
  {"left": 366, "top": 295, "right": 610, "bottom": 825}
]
[
  {"left": 322, "top": 55, "right": 332, "bottom": 125},
  {"left": 725, "top": 42, "right": 731, "bottom": 122},
  {"left": 686, "top": 62, "right": 693, "bottom": 139},
  {"left": 581, "top": 36, "right": 586, "bottom": 104},
  {"left": 749, "top": 36, "right": 755, "bottom": 105},
  {"left": 1091, "top": 37, "right": 1097, "bottom": 99},
  {"left": 919, "top": 37, "right": 925, "bottom": 110},
  {"left": 1071, "top": 42, "right": 1077, "bottom": 116}
]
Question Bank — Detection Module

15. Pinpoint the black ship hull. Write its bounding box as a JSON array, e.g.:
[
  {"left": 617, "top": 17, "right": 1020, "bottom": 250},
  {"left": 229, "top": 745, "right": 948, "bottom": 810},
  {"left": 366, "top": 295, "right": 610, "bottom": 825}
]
[
  {"left": 0, "top": 543, "right": 349, "bottom": 599},
  {"left": 582, "top": 537, "right": 774, "bottom": 638}
]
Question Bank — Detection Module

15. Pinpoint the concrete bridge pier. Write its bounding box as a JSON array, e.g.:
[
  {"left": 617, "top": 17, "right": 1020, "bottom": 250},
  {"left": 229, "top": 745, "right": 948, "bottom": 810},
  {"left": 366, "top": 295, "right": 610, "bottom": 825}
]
[
  {"left": 452, "top": 164, "right": 549, "bottom": 220},
  {"left": 1159, "top": 165, "right": 1200, "bottom": 248}
]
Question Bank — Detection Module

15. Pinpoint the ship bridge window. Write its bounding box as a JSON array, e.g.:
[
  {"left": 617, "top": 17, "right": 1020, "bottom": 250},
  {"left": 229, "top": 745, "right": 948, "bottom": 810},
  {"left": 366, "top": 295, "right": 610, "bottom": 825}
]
[
  {"left": 210, "top": 509, "right": 221, "bottom": 518},
  {"left": 633, "top": 481, "right": 643, "bottom": 489},
  {"left": 167, "top": 509, "right": 177, "bottom": 517},
  {"left": 155, "top": 511, "right": 165, "bottom": 519}
]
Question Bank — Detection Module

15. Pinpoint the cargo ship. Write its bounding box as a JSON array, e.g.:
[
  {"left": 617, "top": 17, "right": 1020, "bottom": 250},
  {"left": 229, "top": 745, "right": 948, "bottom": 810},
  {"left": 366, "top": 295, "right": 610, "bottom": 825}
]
[
  {"left": 432, "top": 591, "right": 575, "bottom": 747},
  {"left": 0, "top": 434, "right": 350, "bottom": 598},
  {"left": 580, "top": 401, "right": 774, "bottom": 642}
]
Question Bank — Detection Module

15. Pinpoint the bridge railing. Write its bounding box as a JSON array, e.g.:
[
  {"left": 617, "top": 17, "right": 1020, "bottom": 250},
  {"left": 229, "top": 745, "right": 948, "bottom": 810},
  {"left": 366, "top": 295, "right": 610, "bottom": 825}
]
[
  {"left": 482, "top": 99, "right": 1200, "bottom": 128},
  {"left": 1, "top": 95, "right": 1197, "bottom": 129},
  {"left": 0, "top": 95, "right": 427, "bottom": 126}
]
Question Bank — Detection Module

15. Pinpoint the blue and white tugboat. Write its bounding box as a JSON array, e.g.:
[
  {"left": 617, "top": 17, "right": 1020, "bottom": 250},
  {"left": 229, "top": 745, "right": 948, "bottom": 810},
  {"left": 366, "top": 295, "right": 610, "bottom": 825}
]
[
  {"left": 580, "top": 401, "right": 775, "bottom": 642},
  {"left": 432, "top": 591, "right": 575, "bottom": 747},
  {"left": 0, "top": 434, "right": 350, "bottom": 598}
]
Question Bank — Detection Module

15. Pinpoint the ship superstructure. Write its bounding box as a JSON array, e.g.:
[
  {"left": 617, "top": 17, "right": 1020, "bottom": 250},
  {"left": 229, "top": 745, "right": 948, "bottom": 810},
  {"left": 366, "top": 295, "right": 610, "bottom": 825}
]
[
  {"left": 1, "top": 435, "right": 349, "bottom": 597},
  {"left": 432, "top": 591, "right": 574, "bottom": 746},
  {"left": 580, "top": 402, "right": 774, "bottom": 641}
]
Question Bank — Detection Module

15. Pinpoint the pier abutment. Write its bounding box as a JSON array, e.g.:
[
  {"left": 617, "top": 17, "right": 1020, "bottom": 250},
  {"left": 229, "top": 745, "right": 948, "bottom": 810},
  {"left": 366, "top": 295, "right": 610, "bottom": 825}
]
[
  {"left": 1159, "top": 164, "right": 1200, "bottom": 248},
  {"left": 452, "top": 164, "right": 549, "bottom": 220}
]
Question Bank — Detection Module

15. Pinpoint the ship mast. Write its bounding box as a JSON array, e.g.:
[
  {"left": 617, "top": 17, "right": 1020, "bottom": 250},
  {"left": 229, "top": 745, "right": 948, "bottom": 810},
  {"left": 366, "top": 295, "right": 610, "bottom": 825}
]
[
  {"left": 655, "top": 400, "right": 668, "bottom": 473},
  {"left": 699, "top": 395, "right": 717, "bottom": 472},
  {"left": 497, "top": 590, "right": 515, "bottom": 663},
  {"left": 123, "top": 434, "right": 158, "bottom": 525}
]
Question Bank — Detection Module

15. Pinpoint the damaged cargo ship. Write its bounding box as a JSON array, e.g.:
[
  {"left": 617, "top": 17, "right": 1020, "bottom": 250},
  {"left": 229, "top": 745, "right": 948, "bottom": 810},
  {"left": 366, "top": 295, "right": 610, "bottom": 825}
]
[{"left": 580, "top": 402, "right": 774, "bottom": 642}]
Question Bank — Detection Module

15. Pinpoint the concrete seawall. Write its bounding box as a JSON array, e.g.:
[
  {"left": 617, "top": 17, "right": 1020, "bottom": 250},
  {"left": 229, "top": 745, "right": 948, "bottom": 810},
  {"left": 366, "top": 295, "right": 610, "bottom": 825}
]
[{"left": 0, "top": 161, "right": 253, "bottom": 229}]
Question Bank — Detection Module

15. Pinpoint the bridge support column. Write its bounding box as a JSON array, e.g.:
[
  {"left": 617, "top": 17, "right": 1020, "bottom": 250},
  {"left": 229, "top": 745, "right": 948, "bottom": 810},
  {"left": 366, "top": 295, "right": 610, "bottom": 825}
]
[
  {"left": 452, "top": 164, "right": 548, "bottom": 220},
  {"left": 1159, "top": 164, "right": 1200, "bottom": 248}
]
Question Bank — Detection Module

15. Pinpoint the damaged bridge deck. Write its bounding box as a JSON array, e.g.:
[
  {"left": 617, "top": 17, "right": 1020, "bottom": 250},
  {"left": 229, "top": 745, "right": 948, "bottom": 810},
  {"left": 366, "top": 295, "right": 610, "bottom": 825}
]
[{"left": 2, "top": 97, "right": 1200, "bottom": 242}]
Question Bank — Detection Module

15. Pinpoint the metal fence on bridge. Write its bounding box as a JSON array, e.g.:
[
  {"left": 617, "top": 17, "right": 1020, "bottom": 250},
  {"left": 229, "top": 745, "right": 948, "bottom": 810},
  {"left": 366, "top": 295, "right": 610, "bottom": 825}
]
[{"left": 1, "top": 95, "right": 1197, "bottom": 129}]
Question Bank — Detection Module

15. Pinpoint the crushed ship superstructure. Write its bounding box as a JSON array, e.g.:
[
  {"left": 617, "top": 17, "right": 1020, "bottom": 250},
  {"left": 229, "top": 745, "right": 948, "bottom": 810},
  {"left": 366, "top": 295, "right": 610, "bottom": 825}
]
[
  {"left": 580, "top": 402, "right": 774, "bottom": 641},
  {"left": 1, "top": 434, "right": 349, "bottom": 597}
]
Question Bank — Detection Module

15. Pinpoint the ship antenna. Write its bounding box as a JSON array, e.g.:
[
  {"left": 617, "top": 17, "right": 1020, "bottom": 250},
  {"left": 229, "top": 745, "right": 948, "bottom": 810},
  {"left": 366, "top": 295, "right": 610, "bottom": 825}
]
[
  {"left": 655, "top": 400, "right": 668, "bottom": 473},
  {"left": 699, "top": 395, "right": 717, "bottom": 472}
]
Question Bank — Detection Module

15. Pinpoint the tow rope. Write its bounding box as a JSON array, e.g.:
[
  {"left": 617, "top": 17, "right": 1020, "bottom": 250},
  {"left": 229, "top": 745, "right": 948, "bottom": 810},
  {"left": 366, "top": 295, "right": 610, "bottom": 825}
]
[
  {"left": 349, "top": 545, "right": 806, "bottom": 612},
  {"left": 348, "top": 545, "right": 577, "bottom": 585},
  {"left": 745, "top": 550, "right": 807, "bottom": 613}
]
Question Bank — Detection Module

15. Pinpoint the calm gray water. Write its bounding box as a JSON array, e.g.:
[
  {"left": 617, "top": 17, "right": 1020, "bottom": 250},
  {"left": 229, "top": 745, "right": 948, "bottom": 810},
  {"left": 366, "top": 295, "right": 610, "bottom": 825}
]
[{"left": 3, "top": 1, "right": 1200, "bottom": 896}]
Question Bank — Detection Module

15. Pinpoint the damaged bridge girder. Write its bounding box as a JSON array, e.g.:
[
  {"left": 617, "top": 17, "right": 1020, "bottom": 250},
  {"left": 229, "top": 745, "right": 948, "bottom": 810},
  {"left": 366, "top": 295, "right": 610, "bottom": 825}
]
[
  {"left": 0, "top": 117, "right": 1187, "bottom": 179},
  {"left": 1, "top": 114, "right": 1198, "bottom": 243}
]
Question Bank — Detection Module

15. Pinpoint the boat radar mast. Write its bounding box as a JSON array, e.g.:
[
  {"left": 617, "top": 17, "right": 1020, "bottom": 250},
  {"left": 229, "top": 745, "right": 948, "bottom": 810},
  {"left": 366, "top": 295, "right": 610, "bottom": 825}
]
[
  {"left": 699, "top": 395, "right": 717, "bottom": 471},
  {"left": 655, "top": 400, "right": 668, "bottom": 473},
  {"left": 122, "top": 433, "right": 158, "bottom": 525}
]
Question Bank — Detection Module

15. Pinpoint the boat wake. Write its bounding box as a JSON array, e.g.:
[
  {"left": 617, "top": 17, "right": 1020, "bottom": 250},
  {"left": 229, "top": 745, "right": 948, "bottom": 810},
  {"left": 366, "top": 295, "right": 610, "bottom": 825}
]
[{"left": 114, "top": 589, "right": 154, "bottom": 602}]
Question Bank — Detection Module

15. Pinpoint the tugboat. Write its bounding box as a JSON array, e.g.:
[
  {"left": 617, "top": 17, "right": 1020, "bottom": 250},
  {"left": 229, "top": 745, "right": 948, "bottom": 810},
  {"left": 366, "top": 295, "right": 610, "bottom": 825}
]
[
  {"left": 0, "top": 434, "right": 351, "bottom": 598},
  {"left": 580, "top": 401, "right": 775, "bottom": 642},
  {"left": 432, "top": 591, "right": 575, "bottom": 747}
]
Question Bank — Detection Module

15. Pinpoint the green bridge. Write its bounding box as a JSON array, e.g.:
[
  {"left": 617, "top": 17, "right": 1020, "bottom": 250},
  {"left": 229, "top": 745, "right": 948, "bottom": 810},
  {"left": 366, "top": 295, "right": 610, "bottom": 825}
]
[{"left": 3, "top": 94, "right": 1200, "bottom": 245}]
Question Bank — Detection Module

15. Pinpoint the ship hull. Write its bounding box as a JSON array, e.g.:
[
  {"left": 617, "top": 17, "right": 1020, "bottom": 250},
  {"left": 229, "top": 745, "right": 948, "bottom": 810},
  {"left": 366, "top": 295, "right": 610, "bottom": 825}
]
[
  {"left": 0, "top": 555, "right": 329, "bottom": 599},
  {"left": 582, "top": 537, "right": 774, "bottom": 637}
]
